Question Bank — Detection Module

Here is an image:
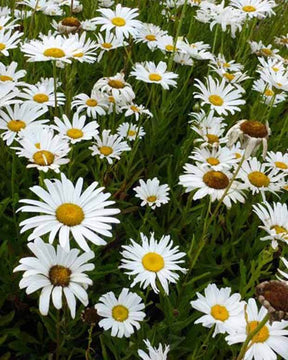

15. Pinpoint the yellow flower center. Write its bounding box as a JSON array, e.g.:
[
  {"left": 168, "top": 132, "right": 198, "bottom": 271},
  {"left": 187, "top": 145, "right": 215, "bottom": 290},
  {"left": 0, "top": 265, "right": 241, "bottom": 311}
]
[
  {"left": 210, "top": 305, "right": 229, "bottom": 321},
  {"left": 128, "top": 129, "right": 136, "bottom": 137},
  {"left": 223, "top": 62, "right": 231, "bottom": 68},
  {"left": 142, "top": 252, "right": 165, "bottom": 272},
  {"left": 242, "top": 5, "right": 256, "bottom": 12},
  {"left": 147, "top": 195, "right": 157, "bottom": 202},
  {"left": 33, "top": 150, "right": 55, "bottom": 166},
  {"left": 7, "top": 120, "right": 26, "bottom": 132},
  {"left": 206, "top": 157, "right": 220, "bottom": 166},
  {"left": 261, "top": 48, "right": 272, "bottom": 56},
  {"left": 145, "top": 34, "right": 156, "bottom": 41},
  {"left": 206, "top": 134, "right": 219, "bottom": 144},
  {"left": 33, "top": 93, "right": 49, "bottom": 103},
  {"left": 149, "top": 73, "right": 162, "bottom": 82},
  {"left": 276, "top": 82, "right": 283, "bottom": 87},
  {"left": 99, "top": 146, "right": 113, "bottom": 156},
  {"left": 43, "top": 48, "right": 65, "bottom": 58},
  {"left": 240, "top": 120, "right": 268, "bottom": 138},
  {"left": 165, "top": 44, "right": 176, "bottom": 52},
  {"left": 0, "top": 75, "right": 13, "bottom": 81},
  {"left": 73, "top": 52, "right": 84, "bottom": 58},
  {"left": 272, "top": 66, "right": 279, "bottom": 72},
  {"left": 0, "top": 43, "right": 6, "bottom": 51},
  {"left": 86, "top": 98, "right": 98, "bottom": 107},
  {"left": 209, "top": 95, "right": 224, "bottom": 106},
  {"left": 248, "top": 171, "right": 270, "bottom": 187},
  {"left": 35, "top": 143, "right": 40, "bottom": 149},
  {"left": 264, "top": 89, "right": 274, "bottom": 96},
  {"left": 112, "top": 305, "right": 129, "bottom": 321},
  {"left": 108, "top": 96, "right": 115, "bottom": 103},
  {"left": 61, "top": 16, "right": 81, "bottom": 27},
  {"left": 108, "top": 79, "right": 125, "bottom": 89},
  {"left": 102, "top": 42, "right": 112, "bottom": 49},
  {"left": 56, "top": 203, "right": 84, "bottom": 226},
  {"left": 111, "top": 17, "right": 126, "bottom": 27},
  {"left": 130, "top": 105, "right": 139, "bottom": 112},
  {"left": 271, "top": 225, "right": 288, "bottom": 234},
  {"left": 223, "top": 73, "right": 235, "bottom": 81},
  {"left": 66, "top": 128, "right": 83, "bottom": 139},
  {"left": 235, "top": 152, "right": 242, "bottom": 159},
  {"left": 274, "top": 161, "right": 288, "bottom": 169},
  {"left": 203, "top": 171, "right": 229, "bottom": 189},
  {"left": 247, "top": 321, "right": 269, "bottom": 343},
  {"left": 49, "top": 265, "right": 71, "bottom": 287}
]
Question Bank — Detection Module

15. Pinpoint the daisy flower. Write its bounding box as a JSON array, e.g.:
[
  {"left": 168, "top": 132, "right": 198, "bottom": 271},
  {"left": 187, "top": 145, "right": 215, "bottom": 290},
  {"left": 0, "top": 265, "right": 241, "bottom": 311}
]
[
  {"left": 94, "top": 4, "right": 142, "bottom": 40},
  {"left": 0, "top": 16, "right": 19, "bottom": 31},
  {"left": 14, "top": 238, "right": 94, "bottom": 318},
  {"left": 138, "top": 339, "right": 170, "bottom": 360},
  {"left": 71, "top": 92, "right": 108, "bottom": 119},
  {"left": 179, "top": 164, "right": 246, "bottom": 208},
  {"left": 275, "top": 33, "right": 288, "bottom": 48},
  {"left": 121, "top": 103, "right": 152, "bottom": 121},
  {"left": 0, "top": 61, "right": 26, "bottom": 87},
  {"left": 0, "top": 103, "right": 48, "bottom": 146},
  {"left": 120, "top": 232, "right": 186, "bottom": 294},
  {"left": 230, "top": 0, "right": 276, "bottom": 18},
  {"left": 238, "top": 157, "right": 284, "bottom": 196},
  {"left": 13, "top": 127, "right": 70, "bottom": 173},
  {"left": 179, "top": 40, "right": 212, "bottom": 60},
  {"left": 173, "top": 52, "right": 194, "bottom": 66},
  {"left": 226, "top": 119, "right": 271, "bottom": 158},
  {"left": 194, "top": 76, "right": 246, "bottom": 116},
  {"left": 89, "top": 129, "right": 131, "bottom": 164},
  {"left": 95, "top": 31, "right": 126, "bottom": 61},
  {"left": 253, "top": 202, "right": 288, "bottom": 248},
  {"left": 134, "top": 178, "right": 170, "bottom": 209},
  {"left": 210, "top": 54, "right": 244, "bottom": 72},
  {"left": 131, "top": 61, "right": 178, "bottom": 90},
  {"left": 92, "top": 72, "right": 135, "bottom": 103},
  {"left": 0, "top": 83, "right": 21, "bottom": 108},
  {"left": 52, "top": 113, "right": 99, "bottom": 144},
  {"left": 191, "top": 283, "right": 245, "bottom": 337},
  {"left": 258, "top": 67, "right": 288, "bottom": 92},
  {"left": 18, "top": 173, "right": 120, "bottom": 251},
  {"left": 68, "top": 32, "right": 98, "bottom": 64},
  {"left": 225, "top": 298, "right": 288, "bottom": 360},
  {"left": 249, "top": 40, "right": 279, "bottom": 57},
  {"left": 117, "top": 122, "right": 146, "bottom": 141},
  {"left": 51, "top": 16, "right": 82, "bottom": 34},
  {"left": 264, "top": 151, "right": 288, "bottom": 173},
  {"left": 134, "top": 23, "right": 168, "bottom": 50},
  {"left": 95, "top": 288, "right": 145, "bottom": 338},
  {"left": 156, "top": 35, "right": 183, "bottom": 54},
  {"left": 252, "top": 78, "right": 286, "bottom": 106},
  {"left": 21, "top": 77, "right": 65, "bottom": 110},
  {"left": 0, "top": 29, "right": 23, "bottom": 56}
]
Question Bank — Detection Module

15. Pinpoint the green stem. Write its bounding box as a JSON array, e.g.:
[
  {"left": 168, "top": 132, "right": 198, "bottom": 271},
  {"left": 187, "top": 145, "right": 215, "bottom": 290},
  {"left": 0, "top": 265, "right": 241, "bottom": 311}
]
[
  {"left": 56, "top": 310, "right": 61, "bottom": 360},
  {"left": 85, "top": 323, "right": 95, "bottom": 360},
  {"left": 53, "top": 61, "right": 58, "bottom": 117}
]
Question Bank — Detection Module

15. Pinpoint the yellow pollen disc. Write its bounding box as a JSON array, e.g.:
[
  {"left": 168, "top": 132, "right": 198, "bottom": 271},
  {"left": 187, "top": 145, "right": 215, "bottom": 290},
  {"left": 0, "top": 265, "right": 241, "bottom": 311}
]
[
  {"left": 130, "top": 105, "right": 139, "bottom": 112},
  {"left": 242, "top": 5, "right": 256, "bottom": 11},
  {"left": 261, "top": 48, "right": 272, "bottom": 56},
  {"left": 210, "top": 305, "right": 229, "bottom": 321},
  {"left": 33, "top": 93, "right": 49, "bottom": 103},
  {"left": 108, "top": 96, "right": 115, "bottom": 103},
  {"left": 235, "top": 152, "right": 242, "bottom": 159},
  {"left": 223, "top": 62, "right": 231, "bottom": 68},
  {"left": 209, "top": 95, "right": 224, "bottom": 106},
  {"left": 66, "top": 128, "right": 83, "bottom": 139},
  {"left": 0, "top": 75, "right": 13, "bottom": 81},
  {"left": 56, "top": 203, "right": 84, "bottom": 226},
  {"left": 7, "top": 120, "right": 26, "bottom": 132},
  {"left": 206, "top": 134, "right": 219, "bottom": 144},
  {"left": 147, "top": 195, "right": 157, "bottom": 202},
  {"left": 0, "top": 26, "right": 2, "bottom": 30},
  {"left": 272, "top": 67, "right": 279, "bottom": 72},
  {"left": 112, "top": 305, "right": 129, "bottom": 322},
  {"left": 206, "top": 157, "right": 220, "bottom": 166},
  {"left": 248, "top": 171, "right": 270, "bottom": 187},
  {"left": 102, "top": 42, "right": 112, "bottom": 49},
  {"left": 276, "top": 82, "right": 283, "bottom": 87},
  {"left": 49, "top": 265, "right": 71, "bottom": 287},
  {"left": 149, "top": 73, "right": 162, "bottom": 81},
  {"left": 35, "top": 143, "right": 40, "bottom": 149},
  {"left": 99, "top": 146, "right": 113, "bottom": 156},
  {"left": 61, "top": 16, "right": 81, "bottom": 27},
  {"left": 108, "top": 79, "right": 125, "bottom": 89},
  {"left": 240, "top": 120, "right": 268, "bottom": 138},
  {"left": 86, "top": 98, "right": 98, "bottom": 107},
  {"left": 145, "top": 34, "right": 156, "bottom": 41},
  {"left": 33, "top": 150, "right": 55, "bottom": 166},
  {"left": 223, "top": 73, "right": 235, "bottom": 81},
  {"left": 247, "top": 321, "right": 269, "bottom": 343},
  {"left": 142, "top": 252, "right": 165, "bottom": 272},
  {"left": 0, "top": 43, "right": 6, "bottom": 51},
  {"left": 111, "top": 17, "right": 126, "bottom": 27},
  {"left": 274, "top": 161, "right": 288, "bottom": 169},
  {"left": 128, "top": 129, "right": 136, "bottom": 136},
  {"left": 271, "top": 225, "right": 288, "bottom": 234},
  {"left": 165, "top": 44, "right": 175, "bottom": 52},
  {"left": 203, "top": 171, "right": 229, "bottom": 189},
  {"left": 73, "top": 52, "right": 84, "bottom": 58},
  {"left": 43, "top": 47, "right": 65, "bottom": 58},
  {"left": 264, "top": 89, "right": 274, "bottom": 96}
]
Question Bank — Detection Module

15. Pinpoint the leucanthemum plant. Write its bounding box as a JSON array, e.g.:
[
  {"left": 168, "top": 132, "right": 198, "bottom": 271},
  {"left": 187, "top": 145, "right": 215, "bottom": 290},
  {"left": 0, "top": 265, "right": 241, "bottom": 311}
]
[
  {"left": 134, "top": 178, "right": 170, "bottom": 209},
  {"left": 71, "top": 91, "right": 108, "bottom": 119},
  {"left": 138, "top": 339, "right": 170, "bottom": 360}
]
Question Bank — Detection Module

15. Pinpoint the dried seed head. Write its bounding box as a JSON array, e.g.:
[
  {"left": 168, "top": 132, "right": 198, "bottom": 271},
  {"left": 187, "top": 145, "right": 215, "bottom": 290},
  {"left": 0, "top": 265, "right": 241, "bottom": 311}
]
[{"left": 81, "top": 307, "right": 100, "bottom": 325}]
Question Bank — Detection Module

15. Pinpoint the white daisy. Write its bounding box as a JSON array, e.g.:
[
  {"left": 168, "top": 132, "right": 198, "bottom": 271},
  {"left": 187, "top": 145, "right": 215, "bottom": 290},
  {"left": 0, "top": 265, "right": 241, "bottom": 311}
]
[
  {"left": 94, "top": 4, "right": 142, "bottom": 40},
  {"left": 275, "top": 33, "right": 288, "bottom": 48},
  {"left": 121, "top": 103, "right": 152, "bottom": 121},
  {"left": 252, "top": 78, "right": 286, "bottom": 106},
  {"left": 117, "top": 122, "right": 146, "bottom": 141},
  {"left": 191, "top": 283, "right": 245, "bottom": 337},
  {"left": 0, "top": 61, "right": 26, "bottom": 87},
  {"left": 13, "top": 238, "right": 94, "bottom": 318},
  {"left": 68, "top": 32, "right": 98, "bottom": 64},
  {"left": 264, "top": 151, "right": 288, "bottom": 173},
  {"left": 253, "top": 202, "right": 288, "bottom": 248},
  {"left": 230, "top": 0, "right": 276, "bottom": 18},
  {"left": 0, "top": 103, "right": 48, "bottom": 146},
  {"left": 95, "top": 288, "right": 145, "bottom": 338},
  {"left": 226, "top": 298, "right": 288, "bottom": 360},
  {"left": 71, "top": 92, "right": 108, "bottom": 119},
  {"left": 52, "top": 113, "right": 99, "bottom": 144},
  {"left": 120, "top": 232, "right": 186, "bottom": 294},
  {"left": 179, "top": 40, "right": 212, "bottom": 60},
  {"left": 258, "top": 67, "right": 288, "bottom": 92},
  {"left": 0, "top": 16, "right": 19, "bottom": 32},
  {"left": 194, "top": 76, "right": 246, "bottom": 115},
  {"left": 249, "top": 40, "right": 279, "bottom": 57},
  {"left": 89, "top": 129, "right": 131, "bottom": 164},
  {"left": 210, "top": 54, "right": 244, "bottom": 72},
  {"left": 131, "top": 61, "right": 178, "bottom": 90},
  {"left": 134, "top": 178, "right": 170, "bottom": 209},
  {"left": 18, "top": 172, "right": 120, "bottom": 251},
  {"left": 95, "top": 31, "right": 126, "bottom": 61},
  {"left": 134, "top": 23, "right": 168, "bottom": 50},
  {"left": 0, "top": 29, "right": 23, "bottom": 56},
  {"left": 138, "top": 339, "right": 170, "bottom": 360}
]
